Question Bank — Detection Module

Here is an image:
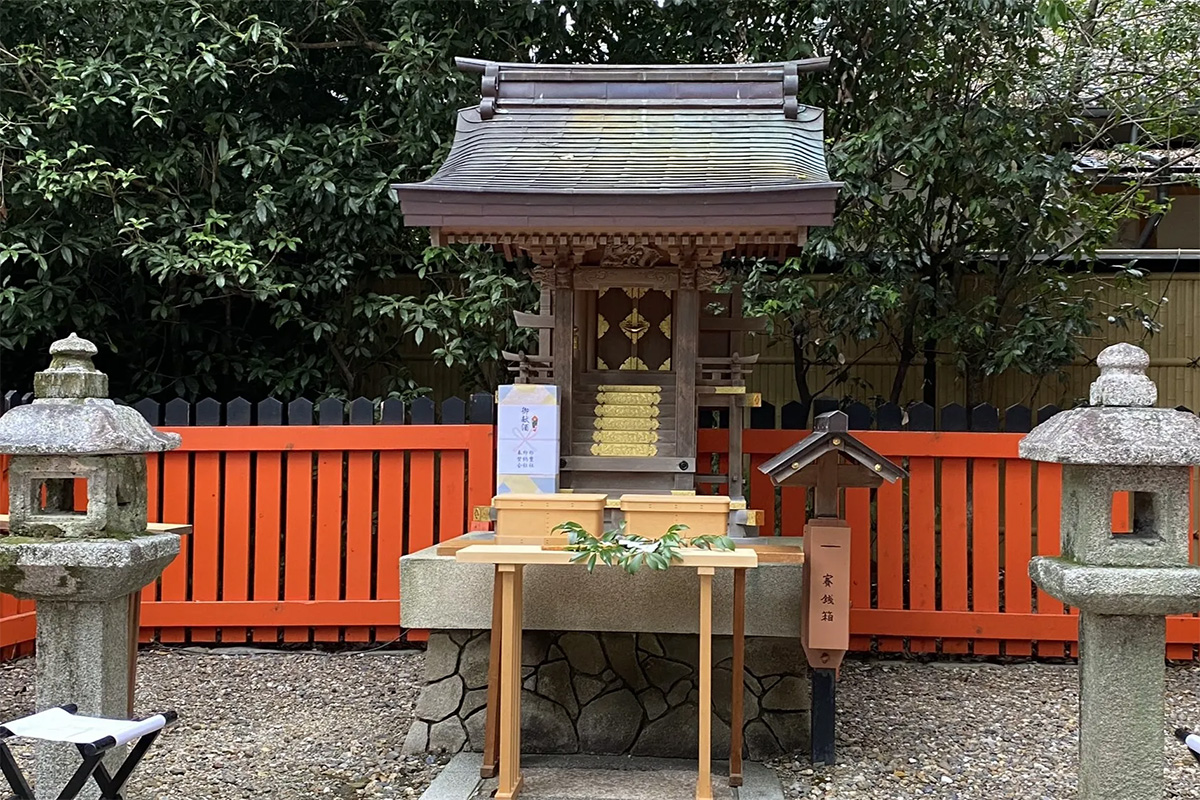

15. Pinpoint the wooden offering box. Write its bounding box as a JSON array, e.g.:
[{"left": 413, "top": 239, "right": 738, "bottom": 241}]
[
  {"left": 620, "top": 495, "right": 731, "bottom": 539},
  {"left": 493, "top": 493, "right": 607, "bottom": 546}
]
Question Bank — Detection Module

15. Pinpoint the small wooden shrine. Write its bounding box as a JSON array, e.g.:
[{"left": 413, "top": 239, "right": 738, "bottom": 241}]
[{"left": 395, "top": 57, "right": 838, "bottom": 515}]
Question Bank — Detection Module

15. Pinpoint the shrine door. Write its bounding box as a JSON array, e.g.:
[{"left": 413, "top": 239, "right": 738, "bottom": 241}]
[{"left": 594, "top": 288, "right": 673, "bottom": 372}]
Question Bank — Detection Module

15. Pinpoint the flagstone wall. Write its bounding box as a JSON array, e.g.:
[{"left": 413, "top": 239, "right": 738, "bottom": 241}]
[{"left": 402, "top": 630, "right": 810, "bottom": 760}]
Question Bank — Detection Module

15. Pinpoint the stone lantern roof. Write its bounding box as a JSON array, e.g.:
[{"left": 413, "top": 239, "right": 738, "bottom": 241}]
[
  {"left": 0, "top": 333, "right": 180, "bottom": 456},
  {"left": 1019, "top": 343, "right": 1200, "bottom": 466}
]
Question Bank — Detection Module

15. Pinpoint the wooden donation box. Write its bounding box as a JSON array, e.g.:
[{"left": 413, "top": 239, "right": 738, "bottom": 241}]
[{"left": 758, "top": 410, "right": 906, "bottom": 765}]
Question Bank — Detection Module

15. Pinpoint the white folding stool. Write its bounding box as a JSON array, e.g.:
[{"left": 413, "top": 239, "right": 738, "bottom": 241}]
[{"left": 0, "top": 705, "right": 176, "bottom": 800}]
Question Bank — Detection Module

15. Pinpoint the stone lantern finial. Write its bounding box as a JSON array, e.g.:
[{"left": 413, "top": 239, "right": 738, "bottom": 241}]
[
  {"left": 1089, "top": 343, "right": 1156, "bottom": 408},
  {"left": 35, "top": 333, "right": 108, "bottom": 401}
]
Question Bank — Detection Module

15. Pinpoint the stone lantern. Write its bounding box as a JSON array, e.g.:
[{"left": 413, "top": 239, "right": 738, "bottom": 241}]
[
  {"left": 0, "top": 334, "right": 182, "bottom": 800},
  {"left": 1020, "top": 343, "right": 1200, "bottom": 800}
]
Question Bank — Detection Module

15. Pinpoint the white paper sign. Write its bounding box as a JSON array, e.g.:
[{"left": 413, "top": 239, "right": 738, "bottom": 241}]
[{"left": 496, "top": 385, "right": 560, "bottom": 477}]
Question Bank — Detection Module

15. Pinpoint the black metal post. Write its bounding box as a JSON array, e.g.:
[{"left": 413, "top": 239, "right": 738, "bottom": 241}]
[{"left": 811, "top": 667, "right": 836, "bottom": 765}]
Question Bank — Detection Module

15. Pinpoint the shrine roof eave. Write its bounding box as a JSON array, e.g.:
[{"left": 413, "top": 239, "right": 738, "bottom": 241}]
[{"left": 393, "top": 183, "right": 840, "bottom": 234}]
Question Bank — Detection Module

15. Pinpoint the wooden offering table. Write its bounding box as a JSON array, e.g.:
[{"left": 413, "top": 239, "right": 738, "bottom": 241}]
[{"left": 456, "top": 544, "right": 758, "bottom": 800}]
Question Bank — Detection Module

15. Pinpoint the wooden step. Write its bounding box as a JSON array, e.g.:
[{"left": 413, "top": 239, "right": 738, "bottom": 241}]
[
  {"left": 574, "top": 430, "right": 678, "bottom": 446},
  {"left": 578, "top": 373, "right": 675, "bottom": 388},
  {"left": 577, "top": 404, "right": 675, "bottom": 419},
  {"left": 562, "top": 455, "right": 694, "bottom": 473}
]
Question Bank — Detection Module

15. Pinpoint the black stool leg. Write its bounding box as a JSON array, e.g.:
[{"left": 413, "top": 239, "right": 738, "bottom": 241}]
[
  {"left": 0, "top": 741, "right": 34, "bottom": 800},
  {"left": 57, "top": 751, "right": 105, "bottom": 800},
  {"left": 91, "top": 730, "right": 162, "bottom": 800}
]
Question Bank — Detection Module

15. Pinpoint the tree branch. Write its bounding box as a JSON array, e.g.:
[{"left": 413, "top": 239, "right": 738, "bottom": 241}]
[{"left": 289, "top": 39, "right": 387, "bottom": 53}]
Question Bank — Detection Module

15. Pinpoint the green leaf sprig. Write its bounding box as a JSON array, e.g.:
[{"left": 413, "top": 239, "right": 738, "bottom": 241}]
[{"left": 554, "top": 521, "right": 734, "bottom": 575}]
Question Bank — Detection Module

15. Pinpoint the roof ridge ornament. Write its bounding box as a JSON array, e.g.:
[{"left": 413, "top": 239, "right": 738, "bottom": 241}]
[
  {"left": 480, "top": 62, "right": 499, "bottom": 120},
  {"left": 453, "top": 56, "right": 831, "bottom": 120}
]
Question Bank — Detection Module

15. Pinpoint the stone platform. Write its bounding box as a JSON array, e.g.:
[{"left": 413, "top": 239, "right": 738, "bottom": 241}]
[
  {"left": 400, "top": 539, "right": 808, "bottom": 760},
  {"left": 423, "top": 753, "right": 783, "bottom": 800}
]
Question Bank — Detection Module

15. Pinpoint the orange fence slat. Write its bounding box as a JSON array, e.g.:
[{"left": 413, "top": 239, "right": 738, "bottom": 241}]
[
  {"left": 222, "top": 451, "right": 252, "bottom": 645},
  {"left": 940, "top": 459, "right": 970, "bottom": 654},
  {"left": 157, "top": 451, "right": 191, "bottom": 643},
  {"left": 908, "top": 458, "right": 937, "bottom": 653},
  {"left": 252, "top": 452, "right": 283, "bottom": 644},
  {"left": 190, "top": 452, "right": 222, "bottom": 643},
  {"left": 409, "top": 452, "right": 436, "bottom": 555},
  {"left": 314, "top": 452, "right": 345, "bottom": 643},
  {"left": 748, "top": 454, "right": 776, "bottom": 536},
  {"left": 466, "top": 426, "right": 495, "bottom": 513},
  {"left": 875, "top": 479, "right": 905, "bottom": 652},
  {"left": 1004, "top": 460, "right": 1034, "bottom": 656},
  {"left": 141, "top": 454, "right": 162, "bottom": 640},
  {"left": 972, "top": 459, "right": 1002, "bottom": 655},
  {"left": 376, "top": 450, "right": 406, "bottom": 643},
  {"left": 845, "top": 487, "right": 871, "bottom": 651},
  {"left": 781, "top": 486, "right": 806, "bottom": 537},
  {"left": 1113, "top": 491, "right": 1132, "bottom": 534},
  {"left": 439, "top": 451, "right": 467, "bottom": 544},
  {"left": 1034, "top": 462, "right": 1068, "bottom": 658},
  {"left": 282, "top": 451, "right": 314, "bottom": 643},
  {"left": 345, "top": 451, "right": 374, "bottom": 643}
]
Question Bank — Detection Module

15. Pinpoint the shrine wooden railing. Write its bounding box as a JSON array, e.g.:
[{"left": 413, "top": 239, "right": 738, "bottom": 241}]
[
  {"left": 4, "top": 394, "right": 1200, "bottom": 660},
  {"left": 697, "top": 353, "right": 758, "bottom": 387}
]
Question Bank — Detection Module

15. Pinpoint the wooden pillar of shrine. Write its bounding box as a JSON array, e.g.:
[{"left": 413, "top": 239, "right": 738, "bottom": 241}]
[
  {"left": 675, "top": 255, "right": 699, "bottom": 491},
  {"left": 552, "top": 253, "right": 574, "bottom": 467}
]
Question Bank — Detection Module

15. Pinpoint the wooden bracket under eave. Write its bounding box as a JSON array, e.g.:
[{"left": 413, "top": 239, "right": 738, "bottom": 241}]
[{"left": 430, "top": 227, "right": 443, "bottom": 247}]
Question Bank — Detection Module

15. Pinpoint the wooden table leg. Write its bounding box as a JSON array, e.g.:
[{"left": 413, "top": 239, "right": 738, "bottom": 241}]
[
  {"left": 497, "top": 564, "right": 524, "bottom": 800},
  {"left": 696, "top": 566, "right": 715, "bottom": 800},
  {"left": 729, "top": 567, "right": 745, "bottom": 787},
  {"left": 481, "top": 566, "right": 503, "bottom": 779}
]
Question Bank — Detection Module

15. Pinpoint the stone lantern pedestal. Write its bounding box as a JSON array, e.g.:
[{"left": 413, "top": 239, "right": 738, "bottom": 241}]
[
  {"left": 1021, "top": 343, "right": 1200, "bottom": 800},
  {"left": 0, "top": 537, "right": 179, "bottom": 796},
  {"left": 0, "top": 335, "right": 181, "bottom": 800}
]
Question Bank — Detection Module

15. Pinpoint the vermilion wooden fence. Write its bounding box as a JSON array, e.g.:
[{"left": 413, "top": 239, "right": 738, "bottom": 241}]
[
  {"left": 3, "top": 394, "right": 1200, "bottom": 659},
  {"left": 1, "top": 394, "right": 496, "bottom": 654}
]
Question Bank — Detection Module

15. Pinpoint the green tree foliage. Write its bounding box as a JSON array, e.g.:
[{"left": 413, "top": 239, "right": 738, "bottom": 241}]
[
  {"left": 743, "top": 0, "right": 1200, "bottom": 407},
  {"left": 0, "top": 0, "right": 814, "bottom": 399},
  {"left": 2, "top": 1, "right": 1195, "bottom": 404}
]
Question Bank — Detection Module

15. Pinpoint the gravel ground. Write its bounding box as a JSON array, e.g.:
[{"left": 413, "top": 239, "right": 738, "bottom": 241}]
[
  {"left": 5, "top": 650, "right": 1200, "bottom": 799},
  {"left": 771, "top": 659, "right": 1200, "bottom": 800},
  {"left": 0, "top": 647, "right": 449, "bottom": 800}
]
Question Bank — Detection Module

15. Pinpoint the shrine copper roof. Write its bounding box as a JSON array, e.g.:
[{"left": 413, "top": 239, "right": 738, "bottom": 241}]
[{"left": 393, "top": 58, "right": 840, "bottom": 236}]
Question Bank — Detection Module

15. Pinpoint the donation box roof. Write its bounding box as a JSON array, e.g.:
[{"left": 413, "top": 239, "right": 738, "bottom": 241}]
[{"left": 393, "top": 58, "right": 840, "bottom": 234}]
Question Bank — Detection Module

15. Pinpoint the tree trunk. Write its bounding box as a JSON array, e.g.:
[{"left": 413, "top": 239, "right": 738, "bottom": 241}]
[
  {"left": 889, "top": 317, "right": 918, "bottom": 405},
  {"left": 792, "top": 321, "right": 815, "bottom": 410}
]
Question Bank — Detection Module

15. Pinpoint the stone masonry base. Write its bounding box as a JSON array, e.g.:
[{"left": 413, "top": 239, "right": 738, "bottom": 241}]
[{"left": 402, "top": 630, "right": 810, "bottom": 760}]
